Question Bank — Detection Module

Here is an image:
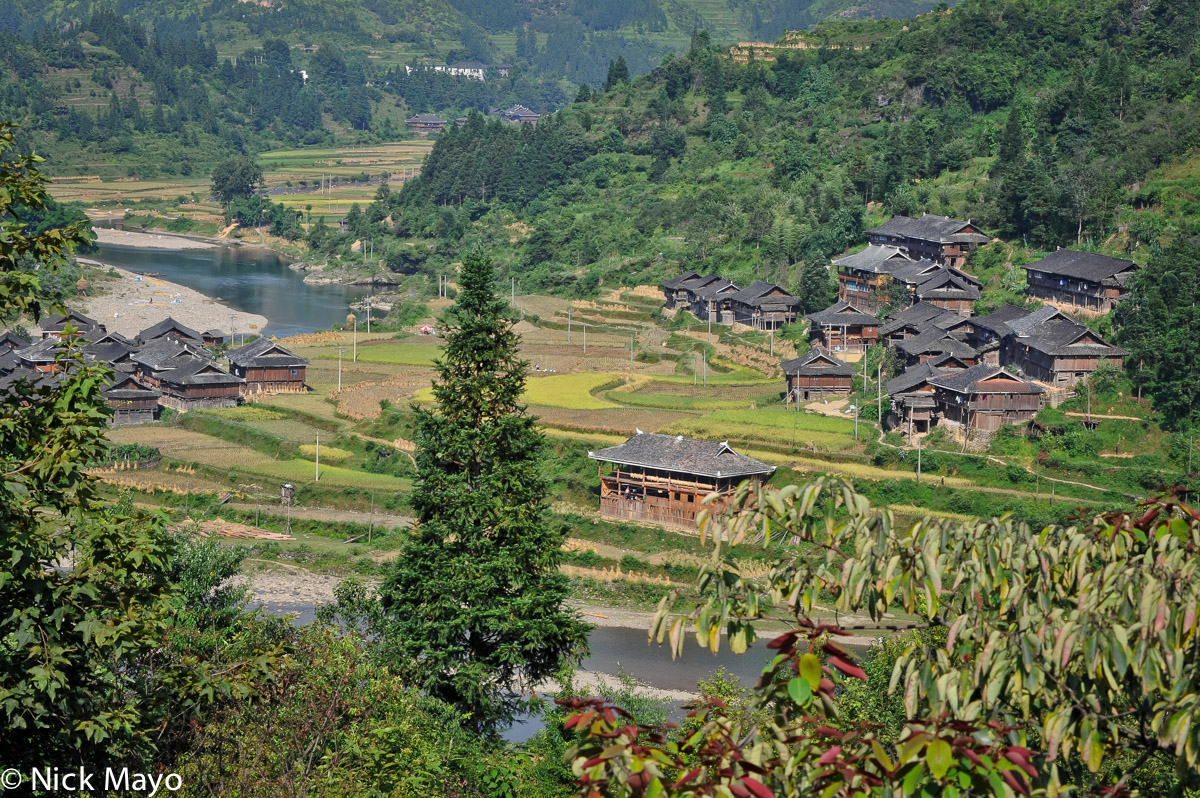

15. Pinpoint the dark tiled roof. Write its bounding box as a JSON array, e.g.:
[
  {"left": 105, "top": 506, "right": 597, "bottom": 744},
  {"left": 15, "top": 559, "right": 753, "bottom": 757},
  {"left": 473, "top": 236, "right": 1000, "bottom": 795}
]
[
  {"left": 85, "top": 341, "right": 133, "bottom": 364},
  {"left": 102, "top": 374, "right": 159, "bottom": 400},
  {"left": 227, "top": 338, "right": 310, "bottom": 368},
  {"left": 14, "top": 337, "right": 62, "bottom": 363},
  {"left": 40, "top": 309, "right": 103, "bottom": 334},
  {"left": 930, "top": 363, "right": 1042, "bottom": 394},
  {"left": 160, "top": 357, "right": 243, "bottom": 387},
  {"left": 915, "top": 270, "right": 981, "bottom": 301},
  {"left": 780, "top": 348, "right": 855, "bottom": 377},
  {"left": 879, "top": 302, "right": 956, "bottom": 336},
  {"left": 833, "top": 244, "right": 913, "bottom": 273},
  {"left": 0, "top": 331, "right": 29, "bottom": 351},
  {"left": 138, "top": 316, "right": 205, "bottom": 345},
  {"left": 886, "top": 362, "right": 944, "bottom": 395},
  {"left": 588, "top": 432, "right": 774, "bottom": 479},
  {"left": 0, "top": 349, "right": 21, "bottom": 373},
  {"left": 807, "top": 301, "right": 881, "bottom": 327},
  {"left": 1011, "top": 315, "right": 1126, "bottom": 357},
  {"left": 866, "top": 214, "right": 990, "bottom": 244},
  {"left": 661, "top": 270, "right": 700, "bottom": 290},
  {"left": 894, "top": 328, "right": 977, "bottom": 359},
  {"left": 927, "top": 353, "right": 973, "bottom": 369},
  {"left": 693, "top": 279, "right": 738, "bottom": 300},
  {"left": 971, "top": 305, "right": 1031, "bottom": 338},
  {"left": 727, "top": 281, "right": 798, "bottom": 310},
  {"left": 407, "top": 113, "right": 446, "bottom": 124},
  {"left": 1023, "top": 249, "right": 1137, "bottom": 284},
  {"left": 131, "top": 337, "right": 210, "bottom": 370}
]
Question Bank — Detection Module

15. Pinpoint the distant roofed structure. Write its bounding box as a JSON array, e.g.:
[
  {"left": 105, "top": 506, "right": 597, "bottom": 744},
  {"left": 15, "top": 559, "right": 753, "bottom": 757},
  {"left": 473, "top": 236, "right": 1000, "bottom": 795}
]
[
  {"left": 227, "top": 338, "right": 310, "bottom": 395},
  {"left": 40, "top": 309, "right": 105, "bottom": 341},
  {"left": 498, "top": 104, "right": 540, "bottom": 124},
  {"left": 865, "top": 214, "right": 989, "bottom": 268},
  {"left": 406, "top": 113, "right": 447, "bottom": 135},
  {"left": 1022, "top": 249, "right": 1138, "bottom": 313},
  {"left": 806, "top": 301, "right": 880, "bottom": 354},
  {"left": 137, "top": 317, "right": 205, "bottom": 347},
  {"left": 781, "top": 348, "right": 854, "bottom": 402},
  {"left": 588, "top": 431, "right": 774, "bottom": 530}
]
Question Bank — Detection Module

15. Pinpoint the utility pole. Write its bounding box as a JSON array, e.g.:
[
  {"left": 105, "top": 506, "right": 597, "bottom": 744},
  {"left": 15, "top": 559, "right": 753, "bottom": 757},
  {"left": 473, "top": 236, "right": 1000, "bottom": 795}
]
[
  {"left": 338, "top": 347, "right": 343, "bottom": 391},
  {"left": 353, "top": 316, "right": 358, "bottom": 362},
  {"left": 703, "top": 352, "right": 707, "bottom": 387},
  {"left": 511, "top": 276, "right": 515, "bottom": 307},
  {"left": 917, "top": 435, "right": 922, "bottom": 483},
  {"left": 877, "top": 362, "right": 882, "bottom": 425},
  {"left": 568, "top": 307, "right": 572, "bottom": 342},
  {"left": 770, "top": 329, "right": 774, "bottom": 357},
  {"left": 366, "top": 302, "right": 371, "bottom": 334},
  {"left": 583, "top": 324, "right": 587, "bottom": 353},
  {"left": 630, "top": 334, "right": 634, "bottom": 372},
  {"left": 315, "top": 433, "right": 320, "bottom": 481}
]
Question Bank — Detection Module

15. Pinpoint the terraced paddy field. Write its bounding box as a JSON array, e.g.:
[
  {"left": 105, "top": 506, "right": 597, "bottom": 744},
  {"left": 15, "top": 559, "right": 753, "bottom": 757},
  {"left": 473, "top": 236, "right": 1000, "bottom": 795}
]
[{"left": 47, "top": 142, "right": 433, "bottom": 220}]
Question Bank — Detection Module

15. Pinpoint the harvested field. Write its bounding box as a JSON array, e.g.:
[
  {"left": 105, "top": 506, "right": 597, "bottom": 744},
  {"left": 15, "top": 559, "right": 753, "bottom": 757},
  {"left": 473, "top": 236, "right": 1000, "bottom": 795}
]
[{"left": 182, "top": 519, "right": 295, "bottom": 541}]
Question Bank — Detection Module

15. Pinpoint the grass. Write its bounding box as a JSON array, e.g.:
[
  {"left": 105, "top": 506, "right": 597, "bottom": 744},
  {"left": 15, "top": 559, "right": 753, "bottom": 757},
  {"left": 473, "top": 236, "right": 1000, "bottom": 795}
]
[
  {"left": 314, "top": 342, "right": 440, "bottom": 366},
  {"left": 299, "top": 444, "right": 353, "bottom": 462}
]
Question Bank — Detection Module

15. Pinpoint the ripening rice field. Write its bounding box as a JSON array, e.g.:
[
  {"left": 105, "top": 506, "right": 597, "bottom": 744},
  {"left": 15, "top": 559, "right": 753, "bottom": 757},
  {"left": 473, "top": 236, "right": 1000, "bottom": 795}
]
[
  {"left": 663, "top": 408, "right": 862, "bottom": 452},
  {"left": 523, "top": 373, "right": 622, "bottom": 410}
]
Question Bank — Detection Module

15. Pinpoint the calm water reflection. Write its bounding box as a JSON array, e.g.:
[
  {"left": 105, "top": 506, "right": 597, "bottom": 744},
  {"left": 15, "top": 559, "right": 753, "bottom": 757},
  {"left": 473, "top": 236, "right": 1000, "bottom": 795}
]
[{"left": 93, "top": 242, "right": 373, "bottom": 337}]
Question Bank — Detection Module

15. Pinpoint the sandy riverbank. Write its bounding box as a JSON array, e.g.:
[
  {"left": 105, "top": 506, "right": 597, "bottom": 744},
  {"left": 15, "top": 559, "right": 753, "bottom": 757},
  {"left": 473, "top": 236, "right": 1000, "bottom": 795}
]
[
  {"left": 78, "top": 261, "right": 268, "bottom": 338},
  {"left": 92, "top": 227, "right": 219, "bottom": 250}
]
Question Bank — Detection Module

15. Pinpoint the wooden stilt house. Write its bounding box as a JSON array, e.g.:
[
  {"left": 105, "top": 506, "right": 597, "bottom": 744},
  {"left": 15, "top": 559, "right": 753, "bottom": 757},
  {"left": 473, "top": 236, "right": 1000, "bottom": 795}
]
[{"left": 588, "top": 432, "right": 774, "bottom": 530}]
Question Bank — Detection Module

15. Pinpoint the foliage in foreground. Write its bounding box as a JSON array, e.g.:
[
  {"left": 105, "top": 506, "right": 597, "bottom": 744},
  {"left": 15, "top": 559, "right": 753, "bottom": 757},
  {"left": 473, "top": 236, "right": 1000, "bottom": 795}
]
[{"left": 561, "top": 479, "right": 1200, "bottom": 796}]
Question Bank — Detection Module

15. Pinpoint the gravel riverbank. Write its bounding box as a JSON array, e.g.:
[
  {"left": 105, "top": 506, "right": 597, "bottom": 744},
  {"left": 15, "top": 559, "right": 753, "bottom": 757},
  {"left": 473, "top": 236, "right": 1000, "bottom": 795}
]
[{"left": 78, "top": 261, "right": 268, "bottom": 338}]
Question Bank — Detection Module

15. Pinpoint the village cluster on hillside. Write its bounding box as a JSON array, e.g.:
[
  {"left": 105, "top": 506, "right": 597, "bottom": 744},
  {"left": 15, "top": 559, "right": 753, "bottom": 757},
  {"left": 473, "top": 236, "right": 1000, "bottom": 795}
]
[
  {"left": 0, "top": 314, "right": 310, "bottom": 425},
  {"left": 661, "top": 213, "right": 1130, "bottom": 445}
]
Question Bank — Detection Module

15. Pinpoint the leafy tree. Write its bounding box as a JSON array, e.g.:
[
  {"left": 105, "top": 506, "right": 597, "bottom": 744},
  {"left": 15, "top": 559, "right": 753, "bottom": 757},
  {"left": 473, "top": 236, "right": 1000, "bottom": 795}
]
[
  {"left": 1116, "top": 237, "right": 1200, "bottom": 428},
  {"left": 376, "top": 250, "right": 589, "bottom": 733},
  {"left": 796, "top": 262, "right": 836, "bottom": 313},
  {"left": 210, "top": 154, "right": 264, "bottom": 203},
  {"left": 1, "top": 122, "right": 279, "bottom": 778},
  {"left": 562, "top": 478, "right": 1200, "bottom": 795}
]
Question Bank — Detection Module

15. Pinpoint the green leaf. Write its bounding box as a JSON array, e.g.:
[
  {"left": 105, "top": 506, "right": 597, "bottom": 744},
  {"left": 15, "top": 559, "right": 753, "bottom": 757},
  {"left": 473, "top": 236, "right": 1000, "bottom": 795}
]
[
  {"left": 927, "top": 739, "right": 953, "bottom": 780},
  {"left": 787, "top": 677, "right": 812, "bottom": 705},
  {"left": 800, "top": 653, "right": 822, "bottom": 691}
]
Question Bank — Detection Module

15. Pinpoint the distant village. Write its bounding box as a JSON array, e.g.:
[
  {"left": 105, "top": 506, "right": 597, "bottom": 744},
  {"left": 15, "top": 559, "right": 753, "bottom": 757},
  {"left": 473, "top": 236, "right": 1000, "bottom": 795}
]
[
  {"left": 0, "top": 315, "right": 309, "bottom": 426},
  {"left": 406, "top": 104, "right": 542, "bottom": 135},
  {"left": 660, "top": 213, "right": 1129, "bottom": 444}
]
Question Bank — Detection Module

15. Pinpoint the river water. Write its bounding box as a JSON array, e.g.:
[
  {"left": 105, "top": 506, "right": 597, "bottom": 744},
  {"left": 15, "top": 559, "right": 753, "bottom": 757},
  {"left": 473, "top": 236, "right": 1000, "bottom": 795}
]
[{"left": 93, "top": 242, "right": 373, "bottom": 338}]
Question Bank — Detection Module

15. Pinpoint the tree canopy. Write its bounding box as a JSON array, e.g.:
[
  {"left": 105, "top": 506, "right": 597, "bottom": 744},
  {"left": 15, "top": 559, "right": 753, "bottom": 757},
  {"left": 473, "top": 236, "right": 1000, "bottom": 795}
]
[
  {"left": 210, "top": 154, "right": 264, "bottom": 203},
  {"left": 375, "top": 250, "right": 589, "bottom": 732},
  {"left": 562, "top": 477, "right": 1200, "bottom": 796}
]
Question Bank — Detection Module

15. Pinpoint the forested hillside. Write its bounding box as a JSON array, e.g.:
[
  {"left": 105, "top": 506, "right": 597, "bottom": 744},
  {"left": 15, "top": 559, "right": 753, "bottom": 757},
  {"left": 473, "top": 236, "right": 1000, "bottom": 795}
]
[
  {"left": 341, "top": 0, "right": 1198, "bottom": 294},
  {"left": 0, "top": 0, "right": 958, "bottom": 170}
]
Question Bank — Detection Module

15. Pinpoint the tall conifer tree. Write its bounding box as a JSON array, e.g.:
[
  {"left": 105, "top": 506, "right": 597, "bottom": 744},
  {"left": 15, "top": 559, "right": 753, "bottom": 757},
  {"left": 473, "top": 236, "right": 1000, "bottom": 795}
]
[{"left": 379, "top": 251, "right": 588, "bottom": 732}]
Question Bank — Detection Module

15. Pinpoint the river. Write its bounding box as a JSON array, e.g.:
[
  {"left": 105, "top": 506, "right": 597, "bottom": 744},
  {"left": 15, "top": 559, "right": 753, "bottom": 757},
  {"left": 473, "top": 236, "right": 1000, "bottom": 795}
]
[
  {"left": 251, "top": 598, "right": 786, "bottom": 741},
  {"left": 93, "top": 241, "right": 374, "bottom": 338}
]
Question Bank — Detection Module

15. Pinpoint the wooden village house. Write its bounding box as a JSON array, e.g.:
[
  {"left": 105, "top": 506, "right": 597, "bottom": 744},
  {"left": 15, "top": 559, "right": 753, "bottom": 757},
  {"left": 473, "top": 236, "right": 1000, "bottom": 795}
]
[
  {"left": 725, "top": 281, "right": 800, "bottom": 330},
  {"left": 156, "top": 356, "right": 244, "bottom": 410},
  {"left": 101, "top": 374, "right": 160, "bottom": 426},
  {"left": 227, "top": 338, "right": 310, "bottom": 394},
  {"left": 930, "top": 364, "right": 1043, "bottom": 431},
  {"left": 781, "top": 349, "right": 854, "bottom": 402},
  {"left": 406, "top": 113, "right": 447, "bottom": 134},
  {"left": 588, "top": 432, "right": 774, "bottom": 530},
  {"left": 1001, "top": 306, "right": 1126, "bottom": 387},
  {"left": 40, "top": 309, "right": 105, "bottom": 341},
  {"left": 865, "top": 214, "right": 989, "bottom": 268},
  {"left": 137, "top": 317, "right": 206, "bottom": 347},
  {"left": 885, "top": 362, "right": 949, "bottom": 436},
  {"left": 1021, "top": 249, "right": 1138, "bottom": 313},
  {"left": 806, "top": 302, "right": 880, "bottom": 354}
]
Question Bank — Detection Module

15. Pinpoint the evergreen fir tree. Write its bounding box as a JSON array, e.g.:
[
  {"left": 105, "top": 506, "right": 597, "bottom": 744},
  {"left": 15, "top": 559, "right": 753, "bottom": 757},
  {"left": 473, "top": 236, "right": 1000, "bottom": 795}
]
[
  {"left": 603, "top": 56, "right": 629, "bottom": 90},
  {"left": 378, "top": 251, "right": 589, "bottom": 733}
]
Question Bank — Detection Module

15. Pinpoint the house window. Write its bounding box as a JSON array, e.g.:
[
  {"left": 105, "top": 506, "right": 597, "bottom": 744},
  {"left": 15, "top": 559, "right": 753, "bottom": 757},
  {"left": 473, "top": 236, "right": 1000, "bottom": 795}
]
[{"left": 291, "top": 369, "right": 298, "bottom": 375}]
